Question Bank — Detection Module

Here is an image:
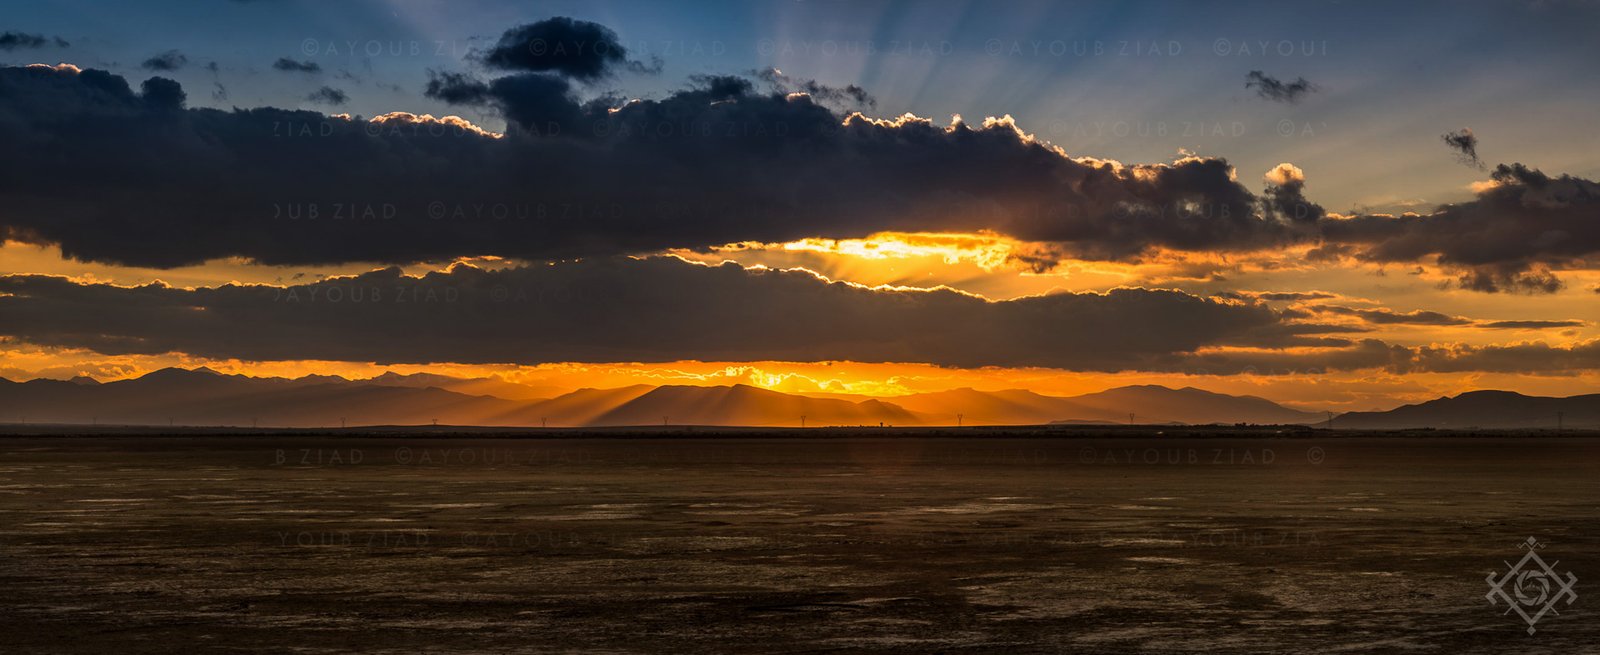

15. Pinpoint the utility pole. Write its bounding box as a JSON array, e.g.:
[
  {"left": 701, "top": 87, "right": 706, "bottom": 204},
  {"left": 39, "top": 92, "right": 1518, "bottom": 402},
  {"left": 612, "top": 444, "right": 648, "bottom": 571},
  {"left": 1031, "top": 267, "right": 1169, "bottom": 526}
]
[
  {"left": 431, "top": 418, "right": 438, "bottom": 427},
  {"left": 663, "top": 416, "right": 668, "bottom": 426},
  {"left": 340, "top": 417, "right": 346, "bottom": 429},
  {"left": 1128, "top": 412, "right": 1135, "bottom": 426},
  {"left": 541, "top": 417, "right": 547, "bottom": 429}
]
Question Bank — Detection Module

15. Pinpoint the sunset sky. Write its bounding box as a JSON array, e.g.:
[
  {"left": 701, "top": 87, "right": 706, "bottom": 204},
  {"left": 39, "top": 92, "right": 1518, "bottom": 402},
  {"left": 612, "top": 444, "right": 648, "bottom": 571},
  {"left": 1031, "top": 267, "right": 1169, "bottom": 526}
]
[{"left": 4, "top": 0, "right": 1600, "bottom": 412}]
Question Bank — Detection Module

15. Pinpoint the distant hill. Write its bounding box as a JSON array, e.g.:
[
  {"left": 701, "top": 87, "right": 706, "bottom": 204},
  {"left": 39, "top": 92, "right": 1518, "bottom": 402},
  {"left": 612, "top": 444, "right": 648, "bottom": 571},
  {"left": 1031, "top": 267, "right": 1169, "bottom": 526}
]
[
  {"left": 1335, "top": 390, "right": 1600, "bottom": 430},
  {"left": 886, "top": 385, "right": 1321, "bottom": 426},
  {"left": 0, "top": 370, "right": 1322, "bottom": 428},
  {"left": 585, "top": 384, "right": 919, "bottom": 427},
  {"left": 362, "top": 371, "right": 558, "bottom": 401},
  {"left": 1064, "top": 385, "right": 1322, "bottom": 425},
  {"left": 0, "top": 368, "right": 533, "bottom": 428}
]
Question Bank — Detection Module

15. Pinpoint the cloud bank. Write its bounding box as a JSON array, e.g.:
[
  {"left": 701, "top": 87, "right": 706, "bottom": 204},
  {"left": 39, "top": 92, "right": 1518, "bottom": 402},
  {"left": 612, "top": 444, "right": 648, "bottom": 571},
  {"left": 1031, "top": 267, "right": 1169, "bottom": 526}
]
[{"left": 0, "top": 257, "right": 1307, "bottom": 370}]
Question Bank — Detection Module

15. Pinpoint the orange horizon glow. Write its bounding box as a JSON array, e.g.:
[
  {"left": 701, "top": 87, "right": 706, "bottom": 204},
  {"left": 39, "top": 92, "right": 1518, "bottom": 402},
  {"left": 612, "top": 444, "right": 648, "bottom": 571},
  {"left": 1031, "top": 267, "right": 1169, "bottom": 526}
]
[{"left": 6, "top": 230, "right": 1600, "bottom": 413}]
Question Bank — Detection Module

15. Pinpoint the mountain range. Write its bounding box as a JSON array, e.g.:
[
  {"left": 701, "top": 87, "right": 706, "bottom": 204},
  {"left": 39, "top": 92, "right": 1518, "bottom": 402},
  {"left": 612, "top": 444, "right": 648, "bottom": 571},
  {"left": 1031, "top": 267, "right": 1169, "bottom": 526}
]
[
  {"left": 3, "top": 368, "right": 1587, "bottom": 430},
  {"left": 0, "top": 367, "right": 1333, "bottom": 428},
  {"left": 1334, "top": 390, "right": 1600, "bottom": 430}
]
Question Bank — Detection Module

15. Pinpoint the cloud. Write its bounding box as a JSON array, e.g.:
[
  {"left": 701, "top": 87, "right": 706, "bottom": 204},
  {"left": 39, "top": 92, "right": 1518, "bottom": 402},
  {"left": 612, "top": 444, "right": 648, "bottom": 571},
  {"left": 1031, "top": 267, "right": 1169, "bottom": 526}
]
[
  {"left": 2, "top": 47, "right": 1594, "bottom": 296},
  {"left": 0, "top": 256, "right": 1305, "bottom": 370},
  {"left": 140, "top": 50, "right": 188, "bottom": 71},
  {"left": 0, "top": 63, "right": 1303, "bottom": 269},
  {"left": 1441, "top": 127, "right": 1484, "bottom": 169},
  {"left": 1475, "top": 320, "right": 1586, "bottom": 330},
  {"left": 1171, "top": 338, "right": 1600, "bottom": 376},
  {"left": 1260, "top": 163, "right": 1325, "bottom": 223},
  {"left": 8, "top": 256, "right": 1583, "bottom": 375},
  {"left": 1240, "top": 291, "right": 1339, "bottom": 302},
  {"left": 1245, "top": 70, "right": 1315, "bottom": 103},
  {"left": 422, "top": 69, "right": 490, "bottom": 103},
  {"left": 1314, "top": 305, "right": 1472, "bottom": 326},
  {"left": 476, "top": 17, "right": 658, "bottom": 81},
  {"left": 753, "top": 68, "right": 875, "bottom": 109},
  {"left": 1320, "top": 163, "right": 1600, "bottom": 293},
  {"left": 305, "top": 85, "right": 347, "bottom": 105},
  {"left": 271, "top": 57, "right": 321, "bottom": 74},
  {"left": 0, "top": 31, "right": 69, "bottom": 50},
  {"left": 140, "top": 77, "right": 186, "bottom": 109}
]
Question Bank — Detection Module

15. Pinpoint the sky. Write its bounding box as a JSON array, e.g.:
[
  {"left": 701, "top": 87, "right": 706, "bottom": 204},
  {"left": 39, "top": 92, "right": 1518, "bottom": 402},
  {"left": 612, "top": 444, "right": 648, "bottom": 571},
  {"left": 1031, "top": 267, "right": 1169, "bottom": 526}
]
[{"left": 3, "top": 0, "right": 1600, "bottom": 411}]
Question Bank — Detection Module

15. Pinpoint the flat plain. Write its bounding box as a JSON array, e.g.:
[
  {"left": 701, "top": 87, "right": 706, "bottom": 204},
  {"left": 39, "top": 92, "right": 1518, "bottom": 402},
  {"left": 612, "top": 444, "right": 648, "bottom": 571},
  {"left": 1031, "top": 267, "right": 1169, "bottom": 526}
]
[{"left": 1, "top": 434, "right": 1595, "bottom": 653}]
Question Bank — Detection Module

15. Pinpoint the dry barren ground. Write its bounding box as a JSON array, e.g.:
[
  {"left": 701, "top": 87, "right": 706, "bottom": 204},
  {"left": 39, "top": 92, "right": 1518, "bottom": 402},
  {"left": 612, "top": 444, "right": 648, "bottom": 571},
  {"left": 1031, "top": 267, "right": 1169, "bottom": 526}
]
[{"left": 1, "top": 436, "right": 1595, "bottom": 653}]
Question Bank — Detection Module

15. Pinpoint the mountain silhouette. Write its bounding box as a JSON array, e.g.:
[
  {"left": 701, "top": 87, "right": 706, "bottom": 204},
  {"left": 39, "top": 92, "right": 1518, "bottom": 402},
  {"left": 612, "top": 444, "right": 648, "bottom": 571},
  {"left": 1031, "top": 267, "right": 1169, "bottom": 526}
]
[
  {"left": 885, "top": 385, "right": 1320, "bottom": 425},
  {"left": 1334, "top": 390, "right": 1600, "bottom": 430},
  {"left": 0, "top": 369, "right": 1325, "bottom": 428},
  {"left": 584, "top": 384, "right": 919, "bottom": 427},
  {"left": 0, "top": 368, "right": 530, "bottom": 427}
]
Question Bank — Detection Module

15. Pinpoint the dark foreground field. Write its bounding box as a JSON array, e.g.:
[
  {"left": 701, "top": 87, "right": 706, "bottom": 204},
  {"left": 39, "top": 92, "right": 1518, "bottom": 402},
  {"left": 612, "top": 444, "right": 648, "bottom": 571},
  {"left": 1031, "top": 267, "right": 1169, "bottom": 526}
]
[{"left": 1, "top": 435, "right": 1596, "bottom": 653}]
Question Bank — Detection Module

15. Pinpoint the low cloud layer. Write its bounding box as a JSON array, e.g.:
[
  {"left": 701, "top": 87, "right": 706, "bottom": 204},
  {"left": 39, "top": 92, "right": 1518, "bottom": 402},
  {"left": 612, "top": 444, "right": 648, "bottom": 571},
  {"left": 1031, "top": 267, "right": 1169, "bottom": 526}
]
[
  {"left": 0, "top": 257, "right": 1308, "bottom": 370},
  {"left": 1173, "top": 338, "right": 1600, "bottom": 376},
  {"left": 3, "top": 256, "right": 1589, "bottom": 375}
]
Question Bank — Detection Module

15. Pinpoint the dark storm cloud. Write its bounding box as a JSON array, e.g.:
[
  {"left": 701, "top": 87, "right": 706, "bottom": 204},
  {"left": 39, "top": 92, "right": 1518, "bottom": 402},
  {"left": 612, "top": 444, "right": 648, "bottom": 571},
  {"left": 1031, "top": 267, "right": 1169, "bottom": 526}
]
[
  {"left": 477, "top": 17, "right": 659, "bottom": 81},
  {"left": 1245, "top": 70, "right": 1315, "bottom": 103},
  {"left": 0, "top": 31, "right": 69, "bottom": 50},
  {"left": 140, "top": 49, "right": 188, "bottom": 71},
  {"left": 0, "top": 62, "right": 1305, "bottom": 269},
  {"left": 1441, "top": 127, "right": 1484, "bottom": 169},
  {"left": 271, "top": 57, "right": 321, "bottom": 74},
  {"left": 0, "top": 257, "right": 1308, "bottom": 370},
  {"left": 2, "top": 51, "right": 1594, "bottom": 296},
  {"left": 305, "top": 85, "right": 347, "bottom": 105},
  {"left": 1320, "top": 163, "right": 1600, "bottom": 293}
]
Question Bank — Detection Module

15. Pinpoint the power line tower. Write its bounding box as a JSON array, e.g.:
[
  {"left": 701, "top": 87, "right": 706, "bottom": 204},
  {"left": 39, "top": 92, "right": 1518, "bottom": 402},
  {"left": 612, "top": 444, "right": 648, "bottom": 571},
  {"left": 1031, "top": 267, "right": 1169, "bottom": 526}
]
[
  {"left": 957, "top": 413, "right": 964, "bottom": 428},
  {"left": 800, "top": 415, "right": 806, "bottom": 429}
]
